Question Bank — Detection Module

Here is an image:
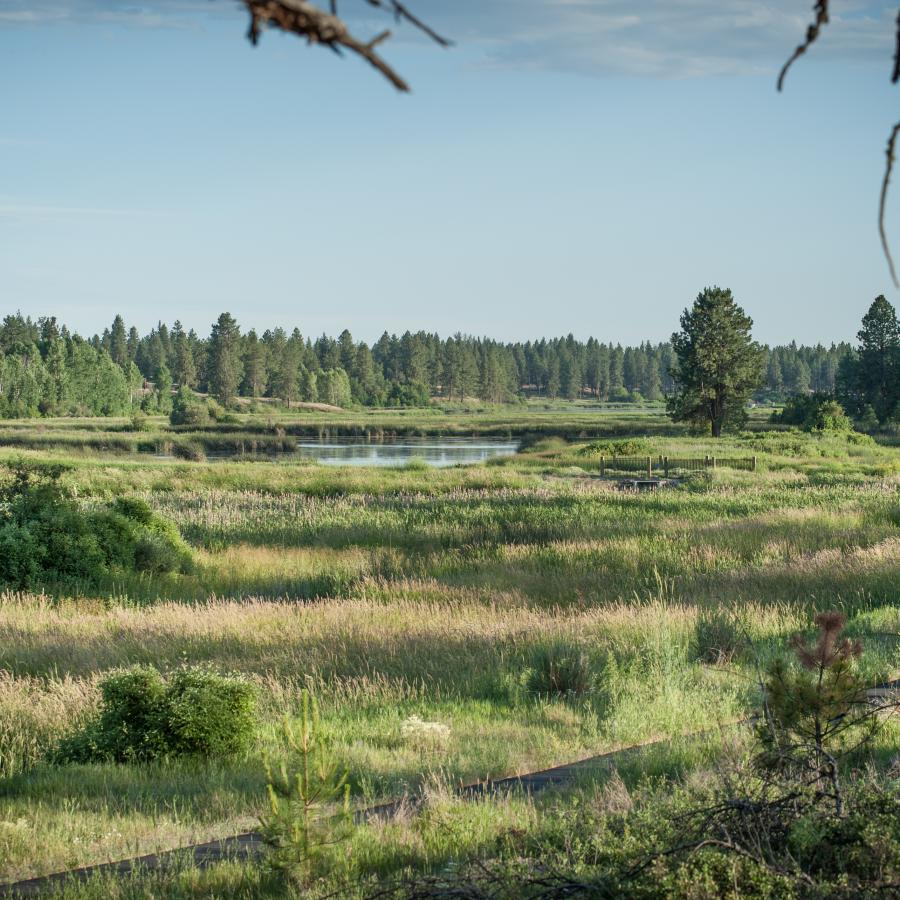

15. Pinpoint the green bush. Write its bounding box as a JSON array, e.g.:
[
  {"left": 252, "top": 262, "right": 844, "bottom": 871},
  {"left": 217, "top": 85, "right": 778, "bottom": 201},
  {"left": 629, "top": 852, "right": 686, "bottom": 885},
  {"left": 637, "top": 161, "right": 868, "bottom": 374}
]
[
  {"left": 0, "top": 522, "right": 41, "bottom": 587},
  {"left": 0, "top": 462, "right": 192, "bottom": 589},
  {"left": 165, "top": 667, "right": 257, "bottom": 757},
  {"left": 56, "top": 665, "right": 256, "bottom": 764},
  {"left": 577, "top": 437, "right": 651, "bottom": 457},
  {"left": 524, "top": 640, "right": 594, "bottom": 697},
  {"left": 169, "top": 386, "right": 210, "bottom": 427},
  {"left": 771, "top": 393, "right": 852, "bottom": 433},
  {"left": 56, "top": 666, "right": 169, "bottom": 763}
]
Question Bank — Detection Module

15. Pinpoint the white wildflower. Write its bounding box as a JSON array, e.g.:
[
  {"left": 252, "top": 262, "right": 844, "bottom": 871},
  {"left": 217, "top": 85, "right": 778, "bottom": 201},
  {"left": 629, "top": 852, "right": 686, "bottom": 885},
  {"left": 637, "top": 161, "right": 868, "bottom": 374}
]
[{"left": 400, "top": 715, "right": 451, "bottom": 750}]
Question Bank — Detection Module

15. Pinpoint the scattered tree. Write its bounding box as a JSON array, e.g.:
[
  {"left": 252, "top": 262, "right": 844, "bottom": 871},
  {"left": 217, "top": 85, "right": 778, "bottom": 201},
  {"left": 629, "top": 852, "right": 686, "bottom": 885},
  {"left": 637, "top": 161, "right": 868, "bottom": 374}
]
[{"left": 668, "top": 287, "right": 764, "bottom": 437}]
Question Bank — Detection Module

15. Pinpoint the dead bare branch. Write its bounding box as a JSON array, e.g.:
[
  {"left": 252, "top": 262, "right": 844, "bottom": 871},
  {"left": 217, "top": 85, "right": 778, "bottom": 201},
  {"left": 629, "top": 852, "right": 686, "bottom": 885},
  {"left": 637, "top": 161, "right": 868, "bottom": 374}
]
[
  {"left": 879, "top": 121, "right": 900, "bottom": 288},
  {"left": 242, "top": 0, "right": 449, "bottom": 93},
  {"left": 777, "top": 1, "right": 830, "bottom": 93},
  {"left": 363, "top": 0, "right": 452, "bottom": 48},
  {"left": 893, "top": 10, "right": 900, "bottom": 83}
]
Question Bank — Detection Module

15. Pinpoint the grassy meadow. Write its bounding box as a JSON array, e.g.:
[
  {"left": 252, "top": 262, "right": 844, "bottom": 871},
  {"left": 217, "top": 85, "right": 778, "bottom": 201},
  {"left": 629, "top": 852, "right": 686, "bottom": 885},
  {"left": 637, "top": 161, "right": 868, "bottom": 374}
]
[{"left": 0, "top": 405, "right": 898, "bottom": 896}]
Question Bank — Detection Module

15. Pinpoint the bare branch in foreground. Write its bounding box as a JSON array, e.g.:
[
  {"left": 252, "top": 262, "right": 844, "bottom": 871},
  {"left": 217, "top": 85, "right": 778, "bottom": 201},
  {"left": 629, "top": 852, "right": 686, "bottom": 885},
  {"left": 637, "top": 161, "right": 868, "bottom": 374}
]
[
  {"left": 363, "top": 0, "right": 452, "bottom": 48},
  {"left": 880, "top": 121, "right": 900, "bottom": 288},
  {"left": 242, "top": 0, "right": 450, "bottom": 92},
  {"left": 893, "top": 10, "right": 900, "bottom": 83},
  {"left": 777, "top": 0, "right": 830, "bottom": 92}
]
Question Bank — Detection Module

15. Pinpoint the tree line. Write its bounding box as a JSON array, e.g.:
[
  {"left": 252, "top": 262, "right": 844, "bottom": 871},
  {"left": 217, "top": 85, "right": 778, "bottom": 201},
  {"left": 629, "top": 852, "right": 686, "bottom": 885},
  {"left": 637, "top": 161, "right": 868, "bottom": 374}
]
[{"left": 0, "top": 309, "right": 867, "bottom": 418}]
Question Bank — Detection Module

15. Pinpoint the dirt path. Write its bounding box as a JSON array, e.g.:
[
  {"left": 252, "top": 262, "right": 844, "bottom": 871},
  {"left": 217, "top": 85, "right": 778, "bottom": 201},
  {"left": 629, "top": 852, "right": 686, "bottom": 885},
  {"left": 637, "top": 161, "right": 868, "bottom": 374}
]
[
  {"left": 3, "top": 680, "right": 896, "bottom": 897},
  {"left": 0, "top": 728, "right": 709, "bottom": 897}
]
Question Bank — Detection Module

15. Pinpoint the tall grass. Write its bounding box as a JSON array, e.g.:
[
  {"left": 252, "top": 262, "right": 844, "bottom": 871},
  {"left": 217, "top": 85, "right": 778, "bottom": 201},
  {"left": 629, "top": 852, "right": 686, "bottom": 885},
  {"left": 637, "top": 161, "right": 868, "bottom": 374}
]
[{"left": 0, "top": 418, "right": 897, "bottom": 884}]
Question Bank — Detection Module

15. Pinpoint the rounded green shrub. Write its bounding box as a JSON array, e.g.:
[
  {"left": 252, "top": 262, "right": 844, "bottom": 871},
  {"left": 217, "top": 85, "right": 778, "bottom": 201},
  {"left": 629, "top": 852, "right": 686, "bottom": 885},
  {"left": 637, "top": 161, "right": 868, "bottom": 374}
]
[
  {"left": 0, "top": 462, "right": 192, "bottom": 589},
  {"left": 56, "top": 666, "right": 169, "bottom": 763},
  {"left": 55, "top": 665, "right": 256, "bottom": 764},
  {"left": 165, "top": 667, "right": 257, "bottom": 758},
  {"left": 0, "top": 522, "right": 41, "bottom": 588}
]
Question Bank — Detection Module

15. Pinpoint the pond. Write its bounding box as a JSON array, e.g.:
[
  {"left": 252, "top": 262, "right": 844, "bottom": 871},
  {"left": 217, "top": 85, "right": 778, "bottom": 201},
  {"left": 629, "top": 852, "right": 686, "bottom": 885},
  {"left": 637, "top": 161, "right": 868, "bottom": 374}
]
[{"left": 294, "top": 436, "right": 520, "bottom": 467}]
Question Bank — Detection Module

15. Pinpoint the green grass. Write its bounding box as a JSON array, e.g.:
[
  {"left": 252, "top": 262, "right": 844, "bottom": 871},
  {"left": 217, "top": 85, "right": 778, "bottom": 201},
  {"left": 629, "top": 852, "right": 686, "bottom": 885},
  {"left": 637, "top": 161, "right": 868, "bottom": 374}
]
[{"left": 0, "top": 407, "right": 898, "bottom": 892}]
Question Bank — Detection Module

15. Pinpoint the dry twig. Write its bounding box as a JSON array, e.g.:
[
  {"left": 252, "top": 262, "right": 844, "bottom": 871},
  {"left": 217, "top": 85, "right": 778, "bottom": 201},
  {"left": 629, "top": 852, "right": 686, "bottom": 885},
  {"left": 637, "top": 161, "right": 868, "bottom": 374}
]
[
  {"left": 242, "top": 0, "right": 449, "bottom": 92},
  {"left": 777, "top": 0, "right": 830, "bottom": 92},
  {"left": 880, "top": 121, "right": 900, "bottom": 287},
  {"left": 893, "top": 10, "right": 900, "bottom": 84}
]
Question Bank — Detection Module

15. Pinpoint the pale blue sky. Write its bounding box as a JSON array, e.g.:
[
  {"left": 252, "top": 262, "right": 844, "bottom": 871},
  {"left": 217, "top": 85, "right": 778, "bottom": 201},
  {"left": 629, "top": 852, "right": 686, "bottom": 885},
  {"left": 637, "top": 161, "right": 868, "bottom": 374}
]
[{"left": 1, "top": 1, "right": 899, "bottom": 345}]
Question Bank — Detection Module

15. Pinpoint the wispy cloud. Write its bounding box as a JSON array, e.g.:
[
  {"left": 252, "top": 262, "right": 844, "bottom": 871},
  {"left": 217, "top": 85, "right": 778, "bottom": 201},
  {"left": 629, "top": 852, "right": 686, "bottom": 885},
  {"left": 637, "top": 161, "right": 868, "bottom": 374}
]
[
  {"left": 429, "top": 1, "right": 895, "bottom": 78},
  {"left": 1, "top": 1, "right": 895, "bottom": 77},
  {"left": 0, "top": 200, "right": 163, "bottom": 220},
  {"left": 0, "top": 1, "right": 235, "bottom": 29}
]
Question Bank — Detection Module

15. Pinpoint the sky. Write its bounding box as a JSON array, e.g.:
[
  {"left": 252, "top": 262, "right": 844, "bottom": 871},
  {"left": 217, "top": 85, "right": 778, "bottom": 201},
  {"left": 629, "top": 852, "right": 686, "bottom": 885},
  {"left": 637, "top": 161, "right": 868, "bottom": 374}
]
[{"left": 2, "top": 1, "right": 900, "bottom": 346}]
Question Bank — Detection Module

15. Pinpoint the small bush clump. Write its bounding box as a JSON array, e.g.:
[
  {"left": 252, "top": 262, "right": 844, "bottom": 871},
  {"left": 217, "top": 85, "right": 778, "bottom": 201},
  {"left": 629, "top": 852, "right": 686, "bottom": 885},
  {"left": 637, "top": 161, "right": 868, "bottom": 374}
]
[
  {"left": 694, "top": 609, "right": 742, "bottom": 665},
  {"left": 55, "top": 665, "right": 256, "bottom": 764},
  {"left": 524, "top": 640, "right": 594, "bottom": 698},
  {"left": 171, "top": 439, "right": 207, "bottom": 462},
  {"left": 578, "top": 437, "right": 651, "bottom": 457},
  {"left": 169, "top": 386, "right": 210, "bottom": 427},
  {"left": 129, "top": 412, "right": 151, "bottom": 432}
]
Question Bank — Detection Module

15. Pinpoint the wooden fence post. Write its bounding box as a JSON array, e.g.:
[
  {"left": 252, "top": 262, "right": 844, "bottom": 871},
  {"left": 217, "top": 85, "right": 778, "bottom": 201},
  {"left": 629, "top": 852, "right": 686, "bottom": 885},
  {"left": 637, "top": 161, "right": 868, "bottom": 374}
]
[
  {"left": 600, "top": 456, "right": 605, "bottom": 477},
  {"left": 647, "top": 456, "right": 652, "bottom": 478},
  {"left": 712, "top": 456, "right": 717, "bottom": 469},
  {"left": 664, "top": 456, "right": 669, "bottom": 478},
  {"left": 751, "top": 455, "right": 757, "bottom": 472}
]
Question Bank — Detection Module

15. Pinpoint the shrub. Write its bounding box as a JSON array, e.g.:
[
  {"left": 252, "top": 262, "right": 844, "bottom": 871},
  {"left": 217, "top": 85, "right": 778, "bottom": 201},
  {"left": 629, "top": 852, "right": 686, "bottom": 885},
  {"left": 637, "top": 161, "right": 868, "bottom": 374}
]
[
  {"left": 0, "top": 462, "right": 192, "bottom": 589},
  {"left": 525, "top": 640, "right": 594, "bottom": 697},
  {"left": 577, "top": 437, "right": 651, "bottom": 457},
  {"left": 171, "top": 439, "right": 206, "bottom": 462},
  {"left": 0, "top": 522, "right": 42, "bottom": 587},
  {"left": 169, "top": 386, "right": 210, "bottom": 427},
  {"left": 56, "top": 666, "right": 169, "bottom": 763},
  {"left": 165, "top": 667, "right": 257, "bottom": 757},
  {"left": 694, "top": 609, "right": 742, "bottom": 665},
  {"left": 772, "top": 393, "right": 852, "bottom": 433},
  {"left": 130, "top": 412, "right": 151, "bottom": 432},
  {"left": 56, "top": 665, "right": 256, "bottom": 764}
]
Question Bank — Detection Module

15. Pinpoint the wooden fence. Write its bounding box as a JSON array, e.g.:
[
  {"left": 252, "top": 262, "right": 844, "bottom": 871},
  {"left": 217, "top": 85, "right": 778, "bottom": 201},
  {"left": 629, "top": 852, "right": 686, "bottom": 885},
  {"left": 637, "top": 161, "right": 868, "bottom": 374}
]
[{"left": 599, "top": 455, "right": 756, "bottom": 478}]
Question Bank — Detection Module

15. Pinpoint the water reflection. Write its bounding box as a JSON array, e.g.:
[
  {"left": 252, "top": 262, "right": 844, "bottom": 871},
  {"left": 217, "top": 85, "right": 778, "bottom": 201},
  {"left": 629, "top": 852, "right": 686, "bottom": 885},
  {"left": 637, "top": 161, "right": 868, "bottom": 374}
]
[{"left": 295, "top": 437, "right": 519, "bottom": 467}]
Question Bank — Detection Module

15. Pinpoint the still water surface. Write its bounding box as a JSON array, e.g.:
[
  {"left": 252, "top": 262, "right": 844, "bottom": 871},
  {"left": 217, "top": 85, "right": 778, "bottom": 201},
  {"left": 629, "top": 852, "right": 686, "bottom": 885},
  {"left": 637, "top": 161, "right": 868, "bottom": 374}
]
[{"left": 295, "top": 436, "right": 519, "bottom": 467}]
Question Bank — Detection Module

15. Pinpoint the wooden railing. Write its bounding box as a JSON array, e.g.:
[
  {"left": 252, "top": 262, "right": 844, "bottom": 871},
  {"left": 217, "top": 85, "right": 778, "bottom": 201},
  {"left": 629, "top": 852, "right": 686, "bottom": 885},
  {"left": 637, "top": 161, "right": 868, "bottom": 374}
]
[{"left": 599, "top": 455, "right": 757, "bottom": 478}]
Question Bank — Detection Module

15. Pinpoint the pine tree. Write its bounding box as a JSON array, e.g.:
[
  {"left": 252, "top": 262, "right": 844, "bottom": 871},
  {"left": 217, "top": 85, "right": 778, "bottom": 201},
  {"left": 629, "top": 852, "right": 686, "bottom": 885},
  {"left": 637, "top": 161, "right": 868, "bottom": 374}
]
[
  {"left": 856, "top": 295, "right": 900, "bottom": 421},
  {"left": 126, "top": 326, "right": 140, "bottom": 363},
  {"left": 668, "top": 286, "right": 764, "bottom": 437},
  {"left": 207, "top": 313, "right": 243, "bottom": 406},
  {"left": 241, "top": 330, "right": 268, "bottom": 398},
  {"left": 109, "top": 315, "right": 128, "bottom": 369},
  {"left": 172, "top": 325, "right": 197, "bottom": 389}
]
